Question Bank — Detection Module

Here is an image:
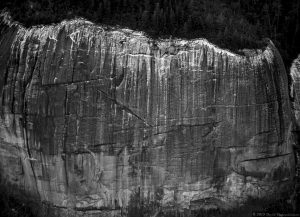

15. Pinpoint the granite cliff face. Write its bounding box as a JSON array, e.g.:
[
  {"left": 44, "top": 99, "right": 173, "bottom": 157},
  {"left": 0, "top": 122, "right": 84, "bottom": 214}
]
[
  {"left": 0, "top": 11, "right": 296, "bottom": 216},
  {"left": 291, "top": 55, "right": 300, "bottom": 126},
  {"left": 291, "top": 55, "right": 300, "bottom": 182}
]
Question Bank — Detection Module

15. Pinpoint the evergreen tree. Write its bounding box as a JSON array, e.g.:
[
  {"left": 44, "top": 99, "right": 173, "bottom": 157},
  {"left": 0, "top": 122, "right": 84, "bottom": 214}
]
[
  {"left": 152, "top": 3, "right": 160, "bottom": 30},
  {"left": 160, "top": 9, "right": 166, "bottom": 32},
  {"left": 96, "top": 2, "right": 103, "bottom": 22},
  {"left": 141, "top": 10, "right": 149, "bottom": 28},
  {"left": 183, "top": 15, "right": 192, "bottom": 34},
  {"left": 169, "top": 8, "right": 176, "bottom": 30},
  {"left": 1, "top": 0, "right": 299, "bottom": 67},
  {"left": 144, "top": 0, "right": 150, "bottom": 12}
]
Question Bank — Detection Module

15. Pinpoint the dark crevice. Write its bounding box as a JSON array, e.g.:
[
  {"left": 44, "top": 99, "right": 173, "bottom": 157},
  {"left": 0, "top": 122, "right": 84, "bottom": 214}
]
[
  {"left": 74, "top": 206, "right": 121, "bottom": 212},
  {"left": 240, "top": 153, "right": 292, "bottom": 163},
  {"left": 41, "top": 77, "right": 109, "bottom": 87},
  {"left": 20, "top": 36, "right": 41, "bottom": 200},
  {"left": 22, "top": 93, "right": 41, "bottom": 200},
  {"left": 97, "top": 89, "right": 153, "bottom": 127},
  {"left": 254, "top": 129, "right": 274, "bottom": 136}
]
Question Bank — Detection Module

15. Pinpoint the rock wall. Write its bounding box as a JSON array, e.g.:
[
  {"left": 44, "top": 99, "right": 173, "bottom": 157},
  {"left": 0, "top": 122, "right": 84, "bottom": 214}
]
[
  {"left": 291, "top": 55, "right": 300, "bottom": 126},
  {"left": 291, "top": 55, "right": 300, "bottom": 194},
  {"left": 0, "top": 11, "right": 295, "bottom": 216}
]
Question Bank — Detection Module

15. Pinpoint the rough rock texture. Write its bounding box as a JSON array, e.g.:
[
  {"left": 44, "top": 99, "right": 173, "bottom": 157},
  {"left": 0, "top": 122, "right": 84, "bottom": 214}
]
[
  {"left": 291, "top": 55, "right": 300, "bottom": 189},
  {"left": 291, "top": 55, "right": 300, "bottom": 126},
  {"left": 0, "top": 11, "right": 296, "bottom": 216}
]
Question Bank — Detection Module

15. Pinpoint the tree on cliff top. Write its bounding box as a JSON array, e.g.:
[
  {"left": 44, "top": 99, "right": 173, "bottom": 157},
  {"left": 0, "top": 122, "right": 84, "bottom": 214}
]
[{"left": 0, "top": 0, "right": 299, "bottom": 67}]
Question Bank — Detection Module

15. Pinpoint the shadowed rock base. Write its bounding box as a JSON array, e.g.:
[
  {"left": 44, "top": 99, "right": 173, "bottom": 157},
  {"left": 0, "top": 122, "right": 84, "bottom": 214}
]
[
  {"left": 0, "top": 11, "right": 296, "bottom": 216},
  {"left": 0, "top": 182, "right": 296, "bottom": 217}
]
